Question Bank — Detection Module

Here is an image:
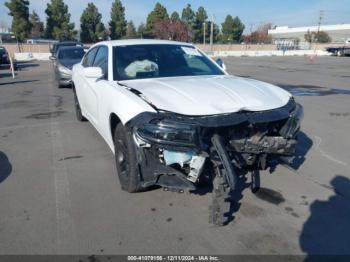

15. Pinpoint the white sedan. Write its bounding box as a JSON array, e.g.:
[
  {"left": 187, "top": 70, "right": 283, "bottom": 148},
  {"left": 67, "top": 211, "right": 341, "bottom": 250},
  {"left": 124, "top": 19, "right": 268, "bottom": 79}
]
[{"left": 72, "top": 39, "right": 303, "bottom": 225}]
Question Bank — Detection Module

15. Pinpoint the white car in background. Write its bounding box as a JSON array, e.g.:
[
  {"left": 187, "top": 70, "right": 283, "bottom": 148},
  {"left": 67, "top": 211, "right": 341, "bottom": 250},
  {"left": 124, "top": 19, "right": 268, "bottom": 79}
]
[{"left": 72, "top": 39, "right": 303, "bottom": 225}]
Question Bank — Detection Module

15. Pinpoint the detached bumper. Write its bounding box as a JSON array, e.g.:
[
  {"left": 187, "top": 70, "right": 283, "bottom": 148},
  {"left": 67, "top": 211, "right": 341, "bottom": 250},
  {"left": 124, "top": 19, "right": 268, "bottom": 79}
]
[{"left": 128, "top": 99, "right": 303, "bottom": 190}]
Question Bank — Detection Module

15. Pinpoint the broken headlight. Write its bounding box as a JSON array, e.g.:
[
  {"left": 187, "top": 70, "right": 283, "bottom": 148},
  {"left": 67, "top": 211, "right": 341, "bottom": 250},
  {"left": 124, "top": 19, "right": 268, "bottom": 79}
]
[{"left": 136, "top": 119, "right": 198, "bottom": 147}]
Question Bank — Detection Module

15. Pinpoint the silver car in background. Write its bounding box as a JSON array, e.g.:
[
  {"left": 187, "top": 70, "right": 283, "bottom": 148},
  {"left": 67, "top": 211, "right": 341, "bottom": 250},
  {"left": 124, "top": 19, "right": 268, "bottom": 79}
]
[{"left": 51, "top": 46, "right": 85, "bottom": 88}]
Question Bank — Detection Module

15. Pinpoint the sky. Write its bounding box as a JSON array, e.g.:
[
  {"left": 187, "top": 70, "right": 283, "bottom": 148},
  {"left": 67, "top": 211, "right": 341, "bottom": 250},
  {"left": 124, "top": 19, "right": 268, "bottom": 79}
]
[{"left": 1, "top": 0, "right": 350, "bottom": 32}]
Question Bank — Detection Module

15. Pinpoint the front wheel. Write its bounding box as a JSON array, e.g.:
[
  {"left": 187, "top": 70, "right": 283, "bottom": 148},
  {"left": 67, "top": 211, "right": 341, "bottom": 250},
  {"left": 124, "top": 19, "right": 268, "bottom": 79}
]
[{"left": 114, "top": 123, "right": 142, "bottom": 193}]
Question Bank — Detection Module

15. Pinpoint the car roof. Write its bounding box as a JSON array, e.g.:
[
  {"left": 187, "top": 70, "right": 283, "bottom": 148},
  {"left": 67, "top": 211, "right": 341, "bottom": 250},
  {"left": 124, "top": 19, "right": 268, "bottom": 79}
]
[
  {"left": 58, "top": 46, "right": 84, "bottom": 51},
  {"left": 56, "top": 41, "right": 81, "bottom": 45},
  {"left": 93, "top": 39, "right": 194, "bottom": 48}
]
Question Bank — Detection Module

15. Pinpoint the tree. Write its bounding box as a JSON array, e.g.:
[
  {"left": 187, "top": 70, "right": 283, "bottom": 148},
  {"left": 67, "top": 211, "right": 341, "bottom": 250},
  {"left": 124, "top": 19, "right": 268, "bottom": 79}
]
[
  {"left": 109, "top": 0, "right": 127, "bottom": 40},
  {"left": 181, "top": 4, "right": 195, "bottom": 39},
  {"left": 221, "top": 15, "right": 245, "bottom": 43},
  {"left": 5, "top": 0, "right": 31, "bottom": 42},
  {"left": 45, "top": 0, "right": 76, "bottom": 40},
  {"left": 244, "top": 23, "right": 272, "bottom": 44},
  {"left": 137, "top": 23, "right": 147, "bottom": 38},
  {"left": 193, "top": 6, "right": 207, "bottom": 43},
  {"left": 171, "top": 11, "right": 180, "bottom": 21},
  {"left": 146, "top": 2, "right": 169, "bottom": 38},
  {"left": 207, "top": 21, "right": 221, "bottom": 43},
  {"left": 29, "top": 10, "right": 44, "bottom": 38},
  {"left": 316, "top": 31, "right": 332, "bottom": 43},
  {"left": 153, "top": 18, "right": 191, "bottom": 42},
  {"left": 181, "top": 4, "right": 195, "bottom": 27},
  {"left": 80, "top": 3, "right": 107, "bottom": 43},
  {"left": 96, "top": 23, "right": 108, "bottom": 41},
  {"left": 125, "top": 21, "right": 137, "bottom": 39},
  {"left": 304, "top": 30, "right": 313, "bottom": 44}
]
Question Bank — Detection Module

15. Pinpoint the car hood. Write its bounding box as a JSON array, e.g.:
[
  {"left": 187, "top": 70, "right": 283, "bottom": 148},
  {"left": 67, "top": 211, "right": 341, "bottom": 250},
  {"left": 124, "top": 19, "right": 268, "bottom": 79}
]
[
  {"left": 59, "top": 59, "right": 81, "bottom": 70},
  {"left": 119, "top": 75, "right": 292, "bottom": 116}
]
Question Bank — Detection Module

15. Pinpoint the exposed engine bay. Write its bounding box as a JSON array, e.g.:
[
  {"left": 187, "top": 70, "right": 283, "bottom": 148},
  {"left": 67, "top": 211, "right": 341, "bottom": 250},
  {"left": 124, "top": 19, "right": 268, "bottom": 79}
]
[{"left": 126, "top": 98, "right": 303, "bottom": 225}]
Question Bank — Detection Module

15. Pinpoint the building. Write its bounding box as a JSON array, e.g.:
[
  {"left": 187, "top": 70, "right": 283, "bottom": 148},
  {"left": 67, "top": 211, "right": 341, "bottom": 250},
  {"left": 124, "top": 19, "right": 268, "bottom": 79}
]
[{"left": 268, "top": 24, "right": 350, "bottom": 46}]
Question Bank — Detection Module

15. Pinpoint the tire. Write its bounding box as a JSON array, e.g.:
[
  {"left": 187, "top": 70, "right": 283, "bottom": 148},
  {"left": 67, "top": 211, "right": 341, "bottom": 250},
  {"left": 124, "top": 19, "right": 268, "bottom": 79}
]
[
  {"left": 209, "top": 164, "right": 231, "bottom": 226},
  {"left": 114, "top": 122, "right": 142, "bottom": 193},
  {"left": 250, "top": 170, "right": 260, "bottom": 193},
  {"left": 73, "top": 89, "right": 87, "bottom": 122}
]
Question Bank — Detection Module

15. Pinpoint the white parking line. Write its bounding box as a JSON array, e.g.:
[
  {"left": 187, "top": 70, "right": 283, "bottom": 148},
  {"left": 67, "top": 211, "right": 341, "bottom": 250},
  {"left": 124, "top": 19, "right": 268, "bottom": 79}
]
[
  {"left": 49, "top": 71, "right": 78, "bottom": 254},
  {"left": 314, "top": 135, "right": 347, "bottom": 166}
]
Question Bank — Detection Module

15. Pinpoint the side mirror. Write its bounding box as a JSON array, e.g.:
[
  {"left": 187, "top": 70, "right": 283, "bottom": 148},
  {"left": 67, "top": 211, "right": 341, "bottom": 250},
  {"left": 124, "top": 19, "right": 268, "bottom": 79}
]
[
  {"left": 84, "top": 67, "right": 103, "bottom": 79},
  {"left": 216, "top": 58, "right": 227, "bottom": 71},
  {"left": 49, "top": 56, "right": 56, "bottom": 60}
]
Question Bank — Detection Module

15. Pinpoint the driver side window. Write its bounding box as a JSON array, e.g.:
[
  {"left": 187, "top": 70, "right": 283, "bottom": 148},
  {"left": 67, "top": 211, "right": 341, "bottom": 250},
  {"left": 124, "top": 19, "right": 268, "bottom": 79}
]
[{"left": 93, "top": 46, "right": 109, "bottom": 79}]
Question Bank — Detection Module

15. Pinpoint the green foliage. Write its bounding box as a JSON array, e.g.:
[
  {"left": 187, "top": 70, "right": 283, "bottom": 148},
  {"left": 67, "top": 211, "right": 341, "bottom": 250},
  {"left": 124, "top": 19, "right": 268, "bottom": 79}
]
[
  {"left": 80, "top": 3, "right": 107, "bottom": 43},
  {"left": 221, "top": 15, "right": 245, "bottom": 43},
  {"left": 125, "top": 21, "right": 137, "bottom": 39},
  {"left": 316, "top": 31, "right": 332, "bottom": 43},
  {"left": 146, "top": 2, "right": 169, "bottom": 37},
  {"left": 305, "top": 31, "right": 331, "bottom": 43},
  {"left": 193, "top": 6, "right": 207, "bottom": 43},
  {"left": 170, "top": 11, "right": 180, "bottom": 21},
  {"left": 96, "top": 23, "right": 108, "bottom": 41},
  {"left": 137, "top": 23, "right": 147, "bottom": 39},
  {"left": 5, "top": 0, "right": 31, "bottom": 42},
  {"left": 304, "top": 30, "right": 313, "bottom": 43},
  {"left": 29, "top": 10, "right": 44, "bottom": 38},
  {"left": 109, "top": 0, "right": 127, "bottom": 40},
  {"left": 181, "top": 4, "right": 195, "bottom": 27},
  {"left": 45, "top": 0, "right": 76, "bottom": 41}
]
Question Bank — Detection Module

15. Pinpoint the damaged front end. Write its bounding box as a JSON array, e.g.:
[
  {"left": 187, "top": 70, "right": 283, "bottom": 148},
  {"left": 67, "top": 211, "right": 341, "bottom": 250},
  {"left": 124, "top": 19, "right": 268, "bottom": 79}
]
[{"left": 126, "top": 98, "right": 303, "bottom": 224}]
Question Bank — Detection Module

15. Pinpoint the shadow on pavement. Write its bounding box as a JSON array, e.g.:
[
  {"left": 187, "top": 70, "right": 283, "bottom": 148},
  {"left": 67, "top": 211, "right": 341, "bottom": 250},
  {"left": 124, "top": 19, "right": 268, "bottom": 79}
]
[
  {"left": 0, "top": 80, "right": 39, "bottom": 86},
  {"left": 18, "top": 63, "right": 39, "bottom": 70},
  {"left": 300, "top": 175, "right": 350, "bottom": 259},
  {"left": 278, "top": 84, "right": 350, "bottom": 97},
  {"left": 0, "top": 151, "right": 12, "bottom": 184},
  {"left": 291, "top": 131, "right": 313, "bottom": 170}
]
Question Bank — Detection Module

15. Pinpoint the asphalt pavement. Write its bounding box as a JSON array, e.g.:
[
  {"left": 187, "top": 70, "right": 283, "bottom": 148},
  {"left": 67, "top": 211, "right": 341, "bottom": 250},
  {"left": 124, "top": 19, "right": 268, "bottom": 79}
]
[{"left": 0, "top": 57, "right": 349, "bottom": 255}]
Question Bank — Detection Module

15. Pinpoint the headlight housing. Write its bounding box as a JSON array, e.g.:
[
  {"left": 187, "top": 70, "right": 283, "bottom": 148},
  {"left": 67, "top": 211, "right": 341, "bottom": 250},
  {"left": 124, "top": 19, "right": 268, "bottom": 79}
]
[
  {"left": 136, "top": 119, "right": 198, "bottom": 147},
  {"left": 58, "top": 64, "right": 71, "bottom": 75}
]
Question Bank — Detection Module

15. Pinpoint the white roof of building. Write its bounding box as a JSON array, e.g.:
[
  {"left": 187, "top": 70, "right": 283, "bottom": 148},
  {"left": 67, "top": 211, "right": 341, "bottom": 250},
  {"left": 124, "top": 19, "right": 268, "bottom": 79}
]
[{"left": 268, "top": 24, "right": 350, "bottom": 35}]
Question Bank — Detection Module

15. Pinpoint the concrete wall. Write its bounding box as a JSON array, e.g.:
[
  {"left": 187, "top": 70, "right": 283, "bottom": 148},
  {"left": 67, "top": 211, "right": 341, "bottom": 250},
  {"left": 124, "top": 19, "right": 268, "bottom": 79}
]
[
  {"left": 1, "top": 43, "right": 338, "bottom": 61},
  {"left": 2, "top": 43, "right": 51, "bottom": 58}
]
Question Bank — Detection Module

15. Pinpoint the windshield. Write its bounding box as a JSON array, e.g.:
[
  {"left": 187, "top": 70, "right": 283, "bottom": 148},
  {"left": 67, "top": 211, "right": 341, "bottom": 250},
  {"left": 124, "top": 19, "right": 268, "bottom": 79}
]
[
  {"left": 55, "top": 43, "right": 82, "bottom": 54},
  {"left": 58, "top": 48, "right": 85, "bottom": 60},
  {"left": 113, "top": 44, "right": 224, "bottom": 81}
]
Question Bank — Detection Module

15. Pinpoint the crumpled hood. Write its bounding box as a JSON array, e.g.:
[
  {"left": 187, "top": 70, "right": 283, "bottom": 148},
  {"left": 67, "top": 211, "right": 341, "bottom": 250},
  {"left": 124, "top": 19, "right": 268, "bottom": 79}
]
[{"left": 120, "top": 75, "right": 292, "bottom": 116}]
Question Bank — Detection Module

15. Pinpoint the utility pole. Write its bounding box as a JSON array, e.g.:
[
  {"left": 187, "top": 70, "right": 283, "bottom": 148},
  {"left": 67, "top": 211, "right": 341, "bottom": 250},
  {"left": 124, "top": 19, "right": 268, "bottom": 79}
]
[
  {"left": 210, "top": 14, "right": 214, "bottom": 51},
  {"left": 317, "top": 10, "right": 325, "bottom": 34},
  {"left": 203, "top": 22, "right": 206, "bottom": 45}
]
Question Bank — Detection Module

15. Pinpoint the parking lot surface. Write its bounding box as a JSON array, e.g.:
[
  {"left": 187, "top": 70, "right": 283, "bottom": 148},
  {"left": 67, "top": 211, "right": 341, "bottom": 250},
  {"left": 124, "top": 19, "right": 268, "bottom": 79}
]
[{"left": 0, "top": 57, "right": 349, "bottom": 255}]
